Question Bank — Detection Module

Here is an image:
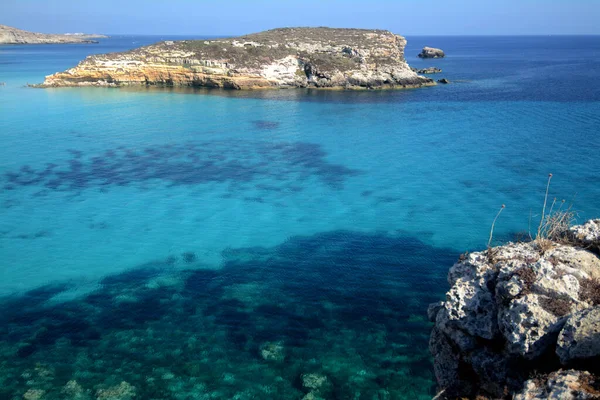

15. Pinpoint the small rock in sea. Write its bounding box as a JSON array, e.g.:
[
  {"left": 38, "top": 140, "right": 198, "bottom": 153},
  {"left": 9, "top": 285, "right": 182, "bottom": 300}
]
[
  {"left": 438, "top": 78, "right": 450, "bottom": 84},
  {"left": 62, "top": 380, "right": 89, "bottom": 399},
  {"left": 95, "top": 381, "right": 136, "bottom": 400},
  {"left": 259, "top": 341, "right": 285, "bottom": 361},
  {"left": 301, "top": 373, "right": 333, "bottom": 397},
  {"left": 23, "top": 389, "right": 45, "bottom": 400},
  {"left": 416, "top": 67, "right": 442, "bottom": 74},
  {"left": 418, "top": 46, "right": 445, "bottom": 58}
]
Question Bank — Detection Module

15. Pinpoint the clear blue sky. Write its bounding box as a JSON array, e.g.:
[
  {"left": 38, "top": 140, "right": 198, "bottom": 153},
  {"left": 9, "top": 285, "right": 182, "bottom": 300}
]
[{"left": 2, "top": 0, "right": 599, "bottom": 36}]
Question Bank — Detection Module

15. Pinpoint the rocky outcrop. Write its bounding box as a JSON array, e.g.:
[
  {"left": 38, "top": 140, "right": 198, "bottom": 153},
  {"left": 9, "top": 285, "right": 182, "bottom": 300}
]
[
  {"left": 36, "top": 27, "right": 435, "bottom": 90},
  {"left": 429, "top": 220, "right": 600, "bottom": 399},
  {"left": 418, "top": 46, "right": 445, "bottom": 58},
  {"left": 0, "top": 24, "right": 106, "bottom": 44},
  {"left": 438, "top": 78, "right": 450, "bottom": 84}
]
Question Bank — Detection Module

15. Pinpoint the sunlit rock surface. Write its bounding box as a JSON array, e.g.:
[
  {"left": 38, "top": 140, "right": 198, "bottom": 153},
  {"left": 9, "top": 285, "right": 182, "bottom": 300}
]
[
  {"left": 429, "top": 220, "right": 600, "bottom": 399},
  {"left": 37, "top": 27, "right": 434, "bottom": 90}
]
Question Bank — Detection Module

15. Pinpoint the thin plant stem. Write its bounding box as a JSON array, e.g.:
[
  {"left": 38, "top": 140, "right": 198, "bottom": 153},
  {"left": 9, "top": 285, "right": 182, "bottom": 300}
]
[
  {"left": 537, "top": 173, "right": 552, "bottom": 239},
  {"left": 488, "top": 204, "right": 506, "bottom": 248}
]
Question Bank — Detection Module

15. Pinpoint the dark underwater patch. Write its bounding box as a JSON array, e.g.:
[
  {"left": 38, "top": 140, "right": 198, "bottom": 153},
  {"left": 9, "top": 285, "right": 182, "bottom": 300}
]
[
  {"left": 251, "top": 120, "right": 280, "bottom": 130},
  {"left": 0, "top": 230, "right": 456, "bottom": 398},
  {"left": 1, "top": 140, "right": 360, "bottom": 195}
]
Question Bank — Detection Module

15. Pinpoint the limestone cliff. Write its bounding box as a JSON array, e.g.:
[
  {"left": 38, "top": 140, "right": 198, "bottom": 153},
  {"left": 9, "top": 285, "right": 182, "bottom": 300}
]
[
  {"left": 37, "top": 27, "right": 434, "bottom": 90},
  {"left": 429, "top": 220, "right": 600, "bottom": 399},
  {"left": 0, "top": 24, "right": 106, "bottom": 44}
]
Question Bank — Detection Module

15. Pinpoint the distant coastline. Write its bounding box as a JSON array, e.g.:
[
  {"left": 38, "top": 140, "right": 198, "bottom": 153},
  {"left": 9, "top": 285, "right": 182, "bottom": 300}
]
[{"left": 0, "top": 24, "right": 107, "bottom": 45}]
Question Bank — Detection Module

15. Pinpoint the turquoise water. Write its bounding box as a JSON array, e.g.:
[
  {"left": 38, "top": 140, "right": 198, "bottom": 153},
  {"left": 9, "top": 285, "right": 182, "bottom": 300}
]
[{"left": 0, "top": 36, "right": 599, "bottom": 399}]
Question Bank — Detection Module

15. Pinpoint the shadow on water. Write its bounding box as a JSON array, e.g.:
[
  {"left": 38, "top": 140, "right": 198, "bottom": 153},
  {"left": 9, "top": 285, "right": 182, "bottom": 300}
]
[
  {"left": 0, "top": 230, "right": 457, "bottom": 399},
  {"left": 2, "top": 140, "right": 360, "bottom": 195}
]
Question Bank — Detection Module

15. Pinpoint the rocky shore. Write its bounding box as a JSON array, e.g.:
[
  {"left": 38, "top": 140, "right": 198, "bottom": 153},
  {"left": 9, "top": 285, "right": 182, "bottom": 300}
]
[
  {"left": 0, "top": 24, "right": 106, "bottom": 44},
  {"left": 35, "top": 27, "right": 435, "bottom": 90},
  {"left": 429, "top": 220, "right": 600, "bottom": 399}
]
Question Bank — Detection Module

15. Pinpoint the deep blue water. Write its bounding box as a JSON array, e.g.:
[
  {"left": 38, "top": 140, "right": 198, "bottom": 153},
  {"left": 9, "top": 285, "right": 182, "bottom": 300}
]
[{"left": 0, "top": 35, "right": 599, "bottom": 399}]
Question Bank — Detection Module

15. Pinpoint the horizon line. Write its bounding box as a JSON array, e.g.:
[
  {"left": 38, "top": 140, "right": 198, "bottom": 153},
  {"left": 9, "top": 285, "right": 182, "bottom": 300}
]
[{"left": 96, "top": 33, "right": 600, "bottom": 37}]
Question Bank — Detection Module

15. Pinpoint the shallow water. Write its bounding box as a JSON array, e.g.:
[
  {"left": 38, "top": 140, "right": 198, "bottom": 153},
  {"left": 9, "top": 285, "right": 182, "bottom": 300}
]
[{"left": 0, "top": 35, "right": 599, "bottom": 399}]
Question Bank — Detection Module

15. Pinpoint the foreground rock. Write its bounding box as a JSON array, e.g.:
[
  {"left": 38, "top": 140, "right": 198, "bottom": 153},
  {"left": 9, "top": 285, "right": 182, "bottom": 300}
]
[
  {"left": 418, "top": 46, "right": 445, "bottom": 58},
  {"left": 0, "top": 24, "right": 106, "bottom": 44},
  {"left": 429, "top": 220, "right": 600, "bottom": 399},
  {"left": 36, "top": 27, "right": 435, "bottom": 90},
  {"left": 515, "top": 370, "right": 600, "bottom": 400}
]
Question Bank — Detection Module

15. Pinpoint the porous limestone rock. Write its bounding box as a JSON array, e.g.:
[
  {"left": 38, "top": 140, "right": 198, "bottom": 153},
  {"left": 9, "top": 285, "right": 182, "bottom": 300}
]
[
  {"left": 429, "top": 221, "right": 600, "bottom": 399},
  {"left": 498, "top": 293, "right": 566, "bottom": 359},
  {"left": 514, "top": 370, "right": 600, "bottom": 400},
  {"left": 570, "top": 220, "right": 600, "bottom": 251},
  {"left": 418, "top": 46, "right": 445, "bottom": 58},
  {"left": 36, "top": 27, "right": 435, "bottom": 90},
  {"left": 0, "top": 24, "right": 105, "bottom": 44},
  {"left": 557, "top": 307, "right": 600, "bottom": 365}
]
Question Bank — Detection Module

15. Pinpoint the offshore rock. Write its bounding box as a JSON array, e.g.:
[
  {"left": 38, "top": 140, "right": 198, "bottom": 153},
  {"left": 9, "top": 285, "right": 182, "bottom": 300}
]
[
  {"left": 418, "top": 46, "right": 445, "bottom": 58},
  {"left": 411, "top": 67, "right": 442, "bottom": 74},
  {"left": 36, "top": 27, "right": 435, "bottom": 90},
  {"left": 437, "top": 78, "right": 450, "bottom": 84},
  {"left": 0, "top": 24, "right": 105, "bottom": 44},
  {"left": 429, "top": 221, "right": 600, "bottom": 399}
]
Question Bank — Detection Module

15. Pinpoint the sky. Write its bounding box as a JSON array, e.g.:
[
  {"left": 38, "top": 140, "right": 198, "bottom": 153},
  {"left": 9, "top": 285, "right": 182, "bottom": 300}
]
[{"left": 2, "top": 0, "right": 599, "bottom": 36}]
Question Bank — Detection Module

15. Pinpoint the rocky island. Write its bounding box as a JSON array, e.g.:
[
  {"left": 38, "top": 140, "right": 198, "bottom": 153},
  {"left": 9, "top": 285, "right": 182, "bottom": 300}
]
[
  {"left": 36, "top": 27, "right": 435, "bottom": 90},
  {"left": 429, "top": 220, "right": 600, "bottom": 399},
  {"left": 0, "top": 24, "right": 106, "bottom": 44},
  {"left": 418, "top": 46, "right": 445, "bottom": 59}
]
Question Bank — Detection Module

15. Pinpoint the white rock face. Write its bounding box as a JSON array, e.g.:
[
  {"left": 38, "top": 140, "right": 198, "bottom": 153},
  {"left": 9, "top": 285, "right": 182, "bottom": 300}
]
[
  {"left": 570, "top": 219, "right": 600, "bottom": 250},
  {"left": 429, "top": 222, "right": 600, "bottom": 399},
  {"left": 499, "top": 293, "right": 566, "bottom": 358}
]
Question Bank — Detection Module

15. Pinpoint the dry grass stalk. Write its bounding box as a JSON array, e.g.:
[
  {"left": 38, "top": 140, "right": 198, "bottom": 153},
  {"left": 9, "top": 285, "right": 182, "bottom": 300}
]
[
  {"left": 533, "top": 174, "right": 577, "bottom": 252},
  {"left": 488, "top": 204, "right": 506, "bottom": 248},
  {"left": 537, "top": 173, "right": 553, "bottom": 239}
]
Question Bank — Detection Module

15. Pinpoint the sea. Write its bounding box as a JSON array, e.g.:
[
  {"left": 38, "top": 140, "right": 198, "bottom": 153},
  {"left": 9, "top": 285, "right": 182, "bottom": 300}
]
[{"left": 0, "top": 35, "right": 599, "bottom": 399}]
